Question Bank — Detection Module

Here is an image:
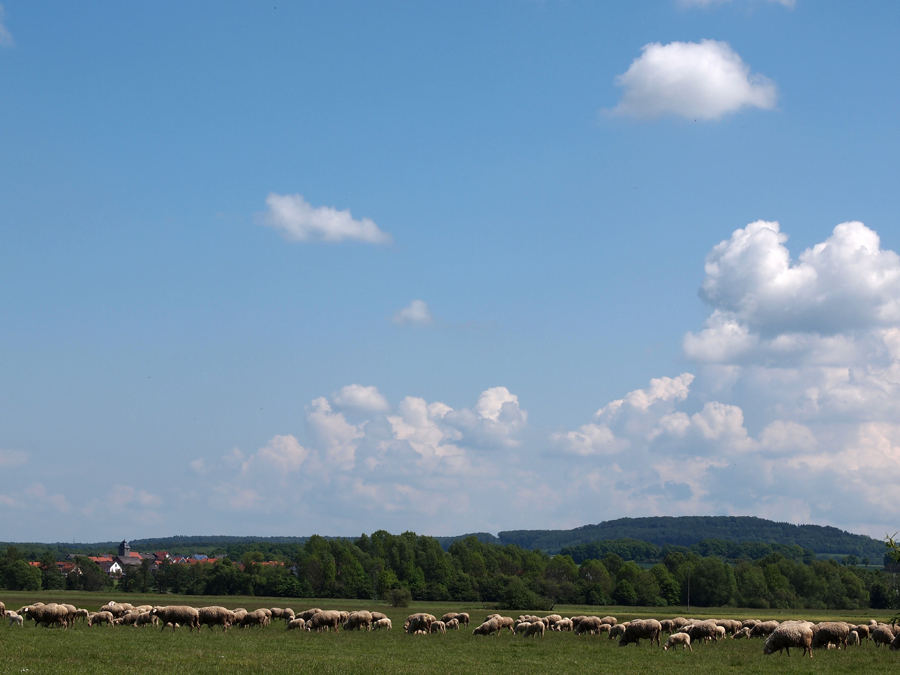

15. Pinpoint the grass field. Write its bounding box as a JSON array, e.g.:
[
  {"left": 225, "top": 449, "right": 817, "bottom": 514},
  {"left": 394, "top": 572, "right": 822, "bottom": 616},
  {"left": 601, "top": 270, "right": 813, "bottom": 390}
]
[{"left": 1, "top": 592, "right": 898, "bottom": 675}]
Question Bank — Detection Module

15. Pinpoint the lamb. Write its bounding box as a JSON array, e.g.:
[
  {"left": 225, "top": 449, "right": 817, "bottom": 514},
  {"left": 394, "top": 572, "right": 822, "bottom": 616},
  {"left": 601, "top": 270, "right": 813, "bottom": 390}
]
[
  {"left": 514, "top": 622, "right": 531, "bottom": 635},
  {"left": 430, "top": 621, "right": 446, "bottom": 634},
  {"left": 287, "top": 618, "right": 307, "bottom": 631},
  {"left": 608, "top": 624, "right": 626, "bottom": 640},
  {"left": 473, "top": 619, "right": 501, "bottom": 636},
  {"left": 150, "top": 606, "right": 201, "bottom": 632},
  {"left": 847, "top": 630, "right": 860, "bottom": 647},
  {"left": 555, "top": 618, "right": 573, "bottom": 632},
  {"left": 134, "top": 612, "right": 157, "bottom": 628},
  {"left": 812, "top": 622, "right": 851, "bottom": 650},
  {"left": 664, "top": 633, "right": 692, "bottom": 652},
  {"left": 445, "top": 618, "right": 459, "bottom": 630},
  {"left": 8, "top": 611, "right": 23, "bottom": 627},
  {"left": 198, "top": 606, "right": 232, "bottom": 632},
  {"left": 373, "top": 618, "right": 392, "bottom": 630},
  {"left": 619, "top": 619, "right": 662, "bottom": 648},
  {"left": 524, "top": 621, "right": 545, "bottom": 638},
  {"left": 732, "top": 627, "right": 751, "bottom": 639},
  {"left": 88, "top": 611, "right": 114, "bottom": 628},
  {"left": 763, "top": 622, "right": 814, "bottom": 657}
]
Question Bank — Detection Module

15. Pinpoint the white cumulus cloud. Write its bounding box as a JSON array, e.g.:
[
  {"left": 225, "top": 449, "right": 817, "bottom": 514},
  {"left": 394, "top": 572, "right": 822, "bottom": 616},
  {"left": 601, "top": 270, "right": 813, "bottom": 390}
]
[
  {"left": 392, "top": 300, "right": 433, "bottom": 326},
  {"left": 611, "top": 40, "right": 777, "bottom": 120},
  {"left": 332, "top": 384, "right": 390, "bottom": 413},
  {"left": 262, "top": 193, "right": 391, "bottom": 244}
]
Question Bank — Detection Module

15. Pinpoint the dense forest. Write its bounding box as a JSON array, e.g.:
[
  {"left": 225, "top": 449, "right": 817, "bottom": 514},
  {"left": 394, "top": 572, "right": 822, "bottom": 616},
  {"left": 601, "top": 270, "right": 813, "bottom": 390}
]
[{"left": 2, "top": 531, "right": 897, "bottom": 612}]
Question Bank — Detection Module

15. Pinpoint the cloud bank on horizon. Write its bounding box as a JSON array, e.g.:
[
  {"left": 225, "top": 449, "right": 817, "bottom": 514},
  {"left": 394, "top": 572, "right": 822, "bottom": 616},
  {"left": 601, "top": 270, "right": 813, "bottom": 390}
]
[{"left": 8, "top": 220, "right": 895, "bottom": 540}]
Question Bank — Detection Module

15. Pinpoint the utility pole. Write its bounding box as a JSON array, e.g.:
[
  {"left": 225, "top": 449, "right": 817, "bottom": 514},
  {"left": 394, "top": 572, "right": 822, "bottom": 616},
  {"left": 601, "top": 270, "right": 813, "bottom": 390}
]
[{"left": 686, "top": 564, "right": 691, "bottom": 614}]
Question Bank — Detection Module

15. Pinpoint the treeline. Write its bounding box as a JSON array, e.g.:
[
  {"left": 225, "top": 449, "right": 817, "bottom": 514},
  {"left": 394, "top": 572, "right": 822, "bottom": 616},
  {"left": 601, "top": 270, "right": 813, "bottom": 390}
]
[
  {"left": 561, "top": 538, "right": 820, "bottom": 566},
  {"left": 498, "top": 516, "right": 885, "bottom": 559},
  {"left": 2, "top": 532, "right": 897, "bottom": 611}
]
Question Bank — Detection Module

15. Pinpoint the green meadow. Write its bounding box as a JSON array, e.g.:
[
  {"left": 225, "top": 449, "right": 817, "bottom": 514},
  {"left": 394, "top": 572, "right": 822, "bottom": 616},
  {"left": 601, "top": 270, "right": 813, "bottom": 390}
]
[{"left": 1, "top": 592, "right": 898, "bottom": 675}]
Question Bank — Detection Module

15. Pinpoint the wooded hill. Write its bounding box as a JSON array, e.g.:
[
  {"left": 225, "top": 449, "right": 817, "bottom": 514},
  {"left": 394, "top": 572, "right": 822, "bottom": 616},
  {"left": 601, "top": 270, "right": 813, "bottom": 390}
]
[
  {"left": 435, "top": 516, "right": 885, "bottom": 560},
  {"left": 492, "top": 516, "right": 886, "bottom": 559}
]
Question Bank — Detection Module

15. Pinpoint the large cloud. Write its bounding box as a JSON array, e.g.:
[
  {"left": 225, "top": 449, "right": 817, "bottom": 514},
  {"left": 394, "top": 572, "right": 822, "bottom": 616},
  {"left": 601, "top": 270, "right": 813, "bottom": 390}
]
[
  {"left": 262, "top": 193, "right": 391, "bottom": 244},
  {"left": 611, "top": 40, "right": 777, "bottom": 120},
  {"left": 549, "top": 220, "right": 900, "bottom": 537}
]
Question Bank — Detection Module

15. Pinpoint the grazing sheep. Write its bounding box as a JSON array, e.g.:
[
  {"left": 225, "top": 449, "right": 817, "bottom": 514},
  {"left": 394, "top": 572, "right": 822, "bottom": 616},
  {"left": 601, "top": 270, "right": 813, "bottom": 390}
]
[
  {"left": 404, "top": 613, "right": 436, "bottom": 634},
  {"left": 297, "top": 608, "right": 324, "bottom": 622},
  {"left": 370, "top": 611, "right": 387, "bottom": 622},
  {"left": 575, "top": 616, "right": 604, "bottom": 636},
  {"left": 555, "top": 618, "right": 573, "bottom": 632},
  {"left": 307, "top": 610, "right": 341, "bottom": 632},
  {"left": 671, "top": 617, "right": 691, "bottom": 630},
  {"left": 524, "top": 621, "right": 545, "bottom": 638},
  {"left": 239, "top": 609, "right": 270, "bottom": 629},
  {"left": 445, "top": 618, "right": 459, "bottom": 630},
  {"left": 430, "top": 621, "right": 446, "bottom": 634},
  {"left": 848, "top": 630, "right": 860, "bottom": 647},
  {"left": 733, "top": 627, "right": 751, "bottom": 639},
  {"left": 494, "top": 616, "right": 514, "bottom": 633},
  {"left": 855, "top": 624, "right": 870, "bottom": 643},
  {"left": 373, "top": 618, "right": 392, "bottom": 630},
  {"left": 287, "top": 618, "right": 307, "bottom": 631},
  {"left": 813, "top": 622, "right": 851, "bottom": 650},
  {"left": 473, "top": 619, "right": 501, "bottom": 636},
  {"left": 660, "top": 619, "right": 675, "bottom": 634},
  {"left": 619, "top": 619, "right": 662, "bottom": 648},
  {"left": 343, "top": 611, "right": 374, "bottom": 631},
  {"left": 514, "top": 622, "right": 531, "bottom": 635},
  {"left": 750, "top": 620, "right": 779, "bottom": 638},
  {"left": 88, "top": 611, "right": 114, "bottom": 628},
  {"left": 686, "top": 621, "right": 719, "bottom": 644},
  {"left": 150, "top": 606, "right": 201, "bottom": 632},
  {"left": 763, "top": 622, "right": 814, "bottom": 657},
  {"left": 600, "top": 616, "right": 617, "bottom": 626},
  {"left": 0, "top": 601, "right": 5, "bottom": 618},
  {"left": 115, "top": 613, "right": 140, "bottom": 626},
  {"left": 609, "top": 624, "right": 626, "bottom": 640},
  {"left": 24, "top": 604, "right": 69, "bottom": 629},
  {"left": 664, "top": 633, "right": 692, "bottom": 652},
  {"left": 8, "top": 611, "right": 24, "bottom": 627},
  {"left": 134, "top": 612, "right": 157, "bottom": 628},
  {"left": 874, "top": 626, "right": 895, "bottom": 647},
  {"left": 198, "top": 606, "right": 232, "bottom": 632},
  {"left": 441, "top": 612, "right": 458, "bottom": 624}
]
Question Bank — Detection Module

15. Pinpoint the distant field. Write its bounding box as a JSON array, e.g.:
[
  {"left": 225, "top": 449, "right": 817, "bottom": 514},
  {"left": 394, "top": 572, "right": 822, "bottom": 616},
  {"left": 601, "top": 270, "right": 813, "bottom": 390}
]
[{"left": 2, "top": 592, "right": 898, "bottom": 675}]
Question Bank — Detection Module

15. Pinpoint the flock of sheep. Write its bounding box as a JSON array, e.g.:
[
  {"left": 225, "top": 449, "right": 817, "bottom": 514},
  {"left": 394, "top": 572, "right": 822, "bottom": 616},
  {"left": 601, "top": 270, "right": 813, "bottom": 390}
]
[{"left": 4, "top": 599, "right": 900, "bottom": 658}]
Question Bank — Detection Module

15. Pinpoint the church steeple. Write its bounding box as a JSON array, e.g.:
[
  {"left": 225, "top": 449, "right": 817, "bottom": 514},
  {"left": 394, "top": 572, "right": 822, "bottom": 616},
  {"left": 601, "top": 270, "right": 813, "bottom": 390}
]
[{"left": 118, "top": 540, "right": 130, "bottom": 557}]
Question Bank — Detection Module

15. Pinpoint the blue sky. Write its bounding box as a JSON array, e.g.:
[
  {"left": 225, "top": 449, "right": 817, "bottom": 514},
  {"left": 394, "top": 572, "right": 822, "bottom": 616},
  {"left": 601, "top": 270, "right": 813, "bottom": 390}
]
[{"left": 1, "top": 1, "right": 899, "bottom": 542}]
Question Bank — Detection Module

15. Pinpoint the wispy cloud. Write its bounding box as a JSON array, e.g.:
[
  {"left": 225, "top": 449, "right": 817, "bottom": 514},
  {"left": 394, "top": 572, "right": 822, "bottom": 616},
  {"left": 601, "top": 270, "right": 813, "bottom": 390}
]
[
  {"left": 0, "top": 5, "right": 13, "bottom": 48},
  {"left": 392, "top": 299, "right": 434, "bottom": 326},
  {"left": 262, "top": 193, "right": 391, "bottom": 244}
]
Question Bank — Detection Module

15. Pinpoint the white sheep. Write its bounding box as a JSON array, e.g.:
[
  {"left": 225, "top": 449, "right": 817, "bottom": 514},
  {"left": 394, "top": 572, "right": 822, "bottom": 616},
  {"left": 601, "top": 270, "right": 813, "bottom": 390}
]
[
  {"left": 8, "top": 611, "right": 24, "bottom": 628},
  {"left": 664, "top": 633, "right": 692, "bottom": 652}
]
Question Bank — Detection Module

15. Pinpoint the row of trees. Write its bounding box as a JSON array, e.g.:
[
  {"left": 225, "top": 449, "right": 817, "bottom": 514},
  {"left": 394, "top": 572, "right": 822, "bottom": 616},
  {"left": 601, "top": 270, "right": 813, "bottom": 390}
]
[{"left": 1, "top": 532, "right": 897, "bottom": 611}]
